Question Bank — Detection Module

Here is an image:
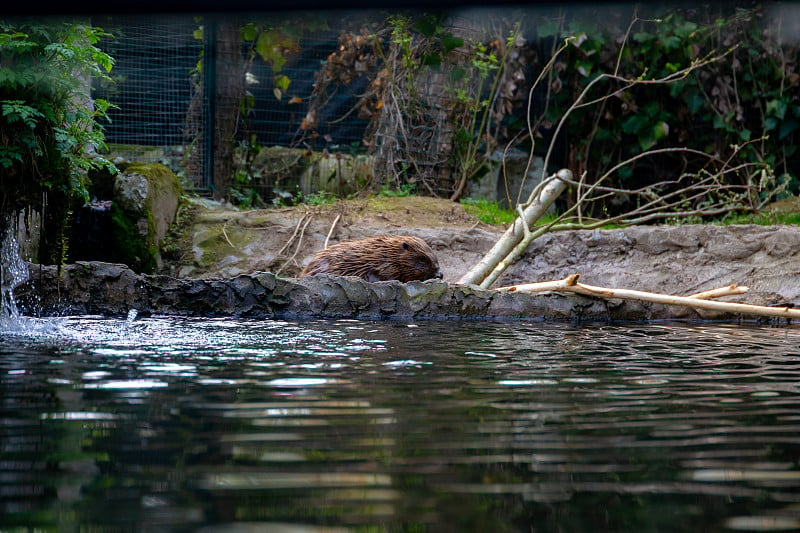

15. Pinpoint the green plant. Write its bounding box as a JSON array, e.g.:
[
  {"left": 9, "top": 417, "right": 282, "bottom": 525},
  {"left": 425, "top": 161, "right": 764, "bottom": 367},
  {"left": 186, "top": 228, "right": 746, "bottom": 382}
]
[
  {"left": 378, "top": 182, "right": 416, "bottom": 198},
  {"left": 719, "top": 208, "right": 800, "bottom": 226},
  {"left": 301, "top": 190, "right": 337, "bottom": 206},
  {"left": 0, "top": 20, "right": 117, "bottom": 262},
  {"left": 0, "top": 22, "right": 116, "bottom": 196},
  {"left": 230, "top": 134, "right": 266, "bottom": 208},
  {"left": 460, "top": 198, "right": 516, "bottom": 225},
  {"left": 381, "top": 15, "right": 525, "bottom": 201},
  {"left": 304, "top": 13, "right": 528, "bottom": 199},
  {"left": 446, "top": 24, "right": 522, "bottom": 201}
]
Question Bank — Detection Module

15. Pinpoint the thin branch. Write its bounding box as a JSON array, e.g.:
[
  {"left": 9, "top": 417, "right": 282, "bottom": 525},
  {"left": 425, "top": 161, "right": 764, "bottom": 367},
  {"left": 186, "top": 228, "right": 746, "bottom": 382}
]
[
  {"left": 221, "top": 220, "right": 234, "bottom": 248},
  {"left": 687, "top": 284, "right": 749, "bottom": 299},
  {"left": 324, "top": 213, "right": 341, "bottom": 249},
  {"left": 496, "top": 274, "right": 800, "bottom": 320},
  {"left": 275, "top": 215, "right": 313, "bottom": 277},
  {"left": 276, "top": 211, "right": 311, "bottom": 257}
]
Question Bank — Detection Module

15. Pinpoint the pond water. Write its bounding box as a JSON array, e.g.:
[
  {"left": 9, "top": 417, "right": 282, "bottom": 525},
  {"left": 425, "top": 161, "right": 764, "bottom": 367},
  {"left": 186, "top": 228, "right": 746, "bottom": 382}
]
[{"left": 1, "top": 315, "right": 800, "bottom": 532}]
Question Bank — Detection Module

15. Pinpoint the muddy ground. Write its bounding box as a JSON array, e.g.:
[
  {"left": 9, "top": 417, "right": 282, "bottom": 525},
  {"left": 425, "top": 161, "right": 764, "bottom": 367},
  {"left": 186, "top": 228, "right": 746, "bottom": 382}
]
[{"left": 160, "top": 195, "right": 800, "bottom": 314}]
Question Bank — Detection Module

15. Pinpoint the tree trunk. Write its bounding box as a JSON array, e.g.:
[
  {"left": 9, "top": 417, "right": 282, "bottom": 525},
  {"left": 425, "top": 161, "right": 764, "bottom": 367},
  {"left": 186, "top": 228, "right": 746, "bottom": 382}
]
[{"left": 212, "top": 20, "right": 244, "bottom": 201}]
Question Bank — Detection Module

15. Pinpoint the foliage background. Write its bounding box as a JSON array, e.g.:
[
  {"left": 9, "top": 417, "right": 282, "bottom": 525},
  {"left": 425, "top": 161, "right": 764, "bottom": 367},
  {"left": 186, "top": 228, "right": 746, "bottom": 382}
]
[
  {"left": 0, "top": 20, "right": 116, "bottom": 262},
  {"left": 1, "top": 4, "right": 797, "bottom": 232},
  {"left": 526, "top": 5, "right": 798, "bottom": 215}
]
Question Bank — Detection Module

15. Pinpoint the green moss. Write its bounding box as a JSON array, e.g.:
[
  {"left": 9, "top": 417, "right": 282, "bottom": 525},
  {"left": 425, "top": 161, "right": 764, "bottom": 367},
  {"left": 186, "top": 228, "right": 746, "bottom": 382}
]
[
  {"left": 110, "top": 202, "right": 157, "bottom": 274},
  {"left": 194, "top": 224, "right": 248, "bottom": 267},
  {"left": 126, "top": 163, "right": 184, "bottom": 201},
  {"left": 159, "top": 203, "right": 197, "bottom": 265}
]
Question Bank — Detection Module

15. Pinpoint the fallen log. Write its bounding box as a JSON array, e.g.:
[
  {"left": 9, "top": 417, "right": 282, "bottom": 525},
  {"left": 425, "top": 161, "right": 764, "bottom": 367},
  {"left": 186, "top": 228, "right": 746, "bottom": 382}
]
[{"left": 496, "top": 274, "right": 799, "bottom": 320}]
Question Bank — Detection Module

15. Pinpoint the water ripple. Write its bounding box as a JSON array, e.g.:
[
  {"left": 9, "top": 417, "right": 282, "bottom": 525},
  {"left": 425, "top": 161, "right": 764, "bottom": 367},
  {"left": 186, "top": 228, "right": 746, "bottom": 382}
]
[{"left": 2, "top": 318, "right": 800, "bottom": 531}]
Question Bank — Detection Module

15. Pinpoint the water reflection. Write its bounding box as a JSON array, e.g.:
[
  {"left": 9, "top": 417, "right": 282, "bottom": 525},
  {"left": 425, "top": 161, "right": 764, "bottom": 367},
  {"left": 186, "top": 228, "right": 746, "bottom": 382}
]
[{"left": 1, "top": 317, "right": 799, "bottom": 531}]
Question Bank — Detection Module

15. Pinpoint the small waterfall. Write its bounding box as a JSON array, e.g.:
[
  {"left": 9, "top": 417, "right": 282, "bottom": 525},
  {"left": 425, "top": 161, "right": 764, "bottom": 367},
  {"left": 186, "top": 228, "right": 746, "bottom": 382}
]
[{"left": 1, "top": 221, "right": 30, "bottom": 324}]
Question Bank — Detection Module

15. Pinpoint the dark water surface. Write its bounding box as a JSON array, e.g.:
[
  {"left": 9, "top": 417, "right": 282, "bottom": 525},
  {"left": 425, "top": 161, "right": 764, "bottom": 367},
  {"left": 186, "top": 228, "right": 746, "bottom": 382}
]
[{"left": 1, "top": 316, "right": 800, "bottom": 532}]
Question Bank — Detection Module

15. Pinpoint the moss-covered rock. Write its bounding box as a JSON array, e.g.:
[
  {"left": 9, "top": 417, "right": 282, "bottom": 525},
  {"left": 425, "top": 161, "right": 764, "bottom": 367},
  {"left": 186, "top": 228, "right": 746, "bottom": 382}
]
[
  {"left": 69, "top": 162, "right": 182, "bottom": 274},
  {"left": 110, "top": 163, "right": 183, "bottom": 273}
]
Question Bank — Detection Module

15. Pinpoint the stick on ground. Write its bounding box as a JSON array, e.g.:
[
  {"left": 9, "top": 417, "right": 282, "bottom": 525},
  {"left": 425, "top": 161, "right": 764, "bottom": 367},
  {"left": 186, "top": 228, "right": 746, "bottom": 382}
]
[{"left": 496, "top": 275, "right": 799, "bottom": 320}]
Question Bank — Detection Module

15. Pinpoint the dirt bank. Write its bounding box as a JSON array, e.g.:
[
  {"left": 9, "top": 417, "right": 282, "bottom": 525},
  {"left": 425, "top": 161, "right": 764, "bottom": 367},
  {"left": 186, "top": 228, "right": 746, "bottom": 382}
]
[{"left": 160, "top": 196, "right": 800, "bottom": 317}]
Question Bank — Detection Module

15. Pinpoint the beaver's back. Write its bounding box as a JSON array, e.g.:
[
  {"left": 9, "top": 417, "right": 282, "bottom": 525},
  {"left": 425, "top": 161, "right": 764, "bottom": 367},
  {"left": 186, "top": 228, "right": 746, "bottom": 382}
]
[{"left": 299, "top": 234, "right": 442, "bottom": 282}]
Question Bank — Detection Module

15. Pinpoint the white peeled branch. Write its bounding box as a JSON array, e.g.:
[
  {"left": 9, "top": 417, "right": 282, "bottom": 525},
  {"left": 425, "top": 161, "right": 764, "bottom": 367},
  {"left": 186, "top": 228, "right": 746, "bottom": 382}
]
[{"left": 496, "top": 274, "right": 799, "bottom": 320}]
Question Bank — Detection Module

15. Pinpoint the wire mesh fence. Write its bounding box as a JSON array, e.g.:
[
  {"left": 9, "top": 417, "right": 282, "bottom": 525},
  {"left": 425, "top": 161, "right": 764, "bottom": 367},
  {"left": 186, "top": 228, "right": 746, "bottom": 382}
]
[
  {"left": 94, "top": 16, "right": 373, "bottom": 194},
  {"left": 89, "top": 6, "right": 800, "bottom": 209},
  {"left": 94, "top": 17, "right": 200, "bottom": 181}
]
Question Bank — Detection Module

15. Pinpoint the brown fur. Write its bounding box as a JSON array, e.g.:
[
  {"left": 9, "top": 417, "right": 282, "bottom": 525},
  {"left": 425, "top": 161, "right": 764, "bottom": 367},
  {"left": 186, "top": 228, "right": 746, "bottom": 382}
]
[{"left": 299, "top": 234, "right": 442, "bottom": 282}]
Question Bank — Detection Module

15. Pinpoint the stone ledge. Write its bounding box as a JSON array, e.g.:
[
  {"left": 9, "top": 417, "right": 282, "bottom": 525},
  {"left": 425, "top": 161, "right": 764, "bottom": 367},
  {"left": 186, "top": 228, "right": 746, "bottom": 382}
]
[{"left": 15, "top": 261, "right": 789, "bottom": 324}]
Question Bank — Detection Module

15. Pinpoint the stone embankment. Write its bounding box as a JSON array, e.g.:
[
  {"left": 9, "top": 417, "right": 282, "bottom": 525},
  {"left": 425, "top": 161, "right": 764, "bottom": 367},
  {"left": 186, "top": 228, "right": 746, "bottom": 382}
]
[
  {"left": 13, "top": 195, "right": 800, "bottom": 323},
  {"left": 14, "top": 251, "right": 797, "bottom": 324}
]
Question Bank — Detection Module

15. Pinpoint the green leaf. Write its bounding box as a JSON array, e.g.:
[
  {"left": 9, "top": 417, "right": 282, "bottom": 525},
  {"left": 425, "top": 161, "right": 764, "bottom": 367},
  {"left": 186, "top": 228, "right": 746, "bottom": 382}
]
[
  {"left": 639, "top": 134, "right": 656, "bottom": 152},
  {"left": 414, "top": 15, "right": 439, "bottom": 37},
  {"left": 274, "top": 74, "right": 290, "bottom": 92},
  {"left": 766, "top": 99, "right": 787, "bottom": 120},
  {"left": 643, "top": 101, "right": 660, "bottom": 117},
  {"left": 617, "top": 165, "right": 634, "bottom": 181},
  {"left": 421, "top": 52, "right": 441, "bottom": 67},
  {"left": 779, "top": 118, "right": 798, "bottom": 140},
  {"left": 621, "top": 115, "right": 646, "bottom": 135},
  {"left": 687, "top": 93, "right": 704, "bottom": 114},
  {"left": 440, "top": 33, "right": 463, "bottom": 54},
  {"left": 576, "top": 60, "right": 593, "bottom": 77},
  {"left": 241, "top": 23, "right": 258, "bottom": 42},
  {"left": 454, "top": 128, "right": 472, "bottom": 145},
  {"left": 661, "top": 35, "right": 681, "bottom": 50},
  {"left": 675, "top": 20, "right": 698, "bottom": 38},
  {"left": 256, "top": 30, "right": 289, "bottom": 72},
  {"left": 652, "top": 121, "right": 669, "bottom": 141}
]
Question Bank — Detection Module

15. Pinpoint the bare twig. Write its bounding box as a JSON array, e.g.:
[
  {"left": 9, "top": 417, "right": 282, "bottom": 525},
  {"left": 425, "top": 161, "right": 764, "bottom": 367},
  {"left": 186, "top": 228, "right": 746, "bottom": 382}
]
[
  {"left": 221, "top": 220, "right": 234, "bottom": 248},
  {"left": 276, "top": 211, "right": 311, "bottom": 257},
  {"left": 458, "top": 170, "right": 571, "bottom": 287},
  {"left": 687, "top": 284, "right": 749, "bottom": 300},
  {"left": 275, "top": 215, "right": 313, "bottom": 277},
  {"left": 324, "top": 213, "right": 341, "bottom": 249}
]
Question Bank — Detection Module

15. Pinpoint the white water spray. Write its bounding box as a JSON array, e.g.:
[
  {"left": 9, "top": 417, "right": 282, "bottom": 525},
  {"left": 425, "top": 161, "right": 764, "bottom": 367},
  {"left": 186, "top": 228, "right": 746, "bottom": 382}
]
[{"left": 1, "top": 222, "right": 30, "bottom": 323}]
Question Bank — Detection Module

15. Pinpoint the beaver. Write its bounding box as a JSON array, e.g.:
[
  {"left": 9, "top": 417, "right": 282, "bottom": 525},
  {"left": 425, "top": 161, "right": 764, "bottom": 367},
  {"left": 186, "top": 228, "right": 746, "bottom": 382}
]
[{"left": 299, "top": 234, "right": 443, "bottom": 282}]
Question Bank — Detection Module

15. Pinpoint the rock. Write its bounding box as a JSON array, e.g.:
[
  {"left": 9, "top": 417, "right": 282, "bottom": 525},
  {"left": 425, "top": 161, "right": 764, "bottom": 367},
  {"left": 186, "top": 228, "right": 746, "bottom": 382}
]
[
  {"left": 113, "top": 171, "right": 149, "bottom": 213},
  {"left": 15, "top": 256, "right": 798, "bottom": 323},
  {"left": 502, "top": 224, "right": 800, "bottom": 309},
  {"left": 71, "top": 163, "right": 183, "bottom": 274}
]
